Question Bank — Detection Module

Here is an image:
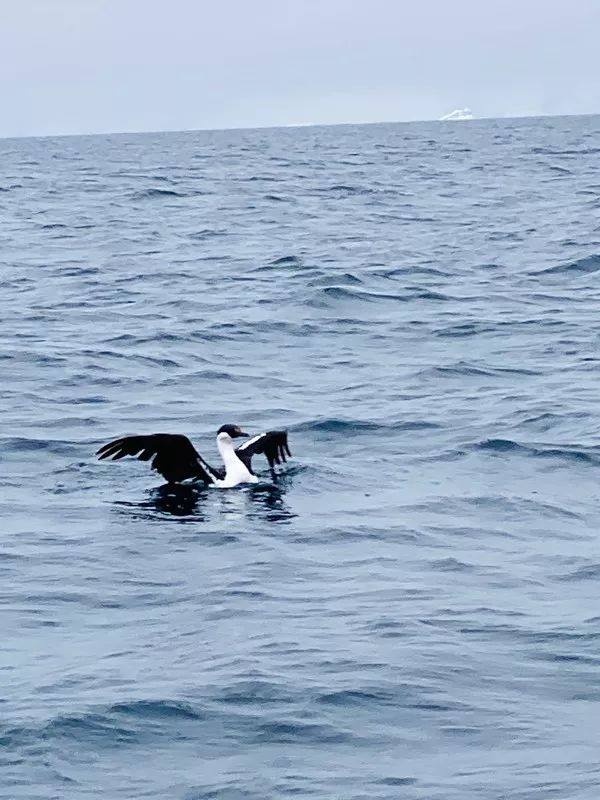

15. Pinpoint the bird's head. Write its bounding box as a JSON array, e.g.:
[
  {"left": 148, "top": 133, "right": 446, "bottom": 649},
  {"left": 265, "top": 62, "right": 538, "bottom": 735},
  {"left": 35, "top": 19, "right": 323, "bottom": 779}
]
[{"left": 216, "top": 424, "right": 249, "bottom": 442}]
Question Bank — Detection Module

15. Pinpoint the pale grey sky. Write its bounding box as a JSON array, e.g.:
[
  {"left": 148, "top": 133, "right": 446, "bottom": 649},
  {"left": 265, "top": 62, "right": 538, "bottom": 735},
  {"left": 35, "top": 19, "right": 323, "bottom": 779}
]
[{"left": 1, "top": 0, "right": 598, "bottom": 137}]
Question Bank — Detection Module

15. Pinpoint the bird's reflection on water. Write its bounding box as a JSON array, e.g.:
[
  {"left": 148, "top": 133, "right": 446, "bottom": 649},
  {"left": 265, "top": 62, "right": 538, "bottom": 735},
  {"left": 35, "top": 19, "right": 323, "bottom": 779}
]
[
  {"left": 245, "top": 479, "right": 297, "bottom": 523},
  {"left": 114, "top": 477, "right": 296, "bottom": 523},
  {"left": 151, "top": 484, "right": 207, "bottom": 518}
]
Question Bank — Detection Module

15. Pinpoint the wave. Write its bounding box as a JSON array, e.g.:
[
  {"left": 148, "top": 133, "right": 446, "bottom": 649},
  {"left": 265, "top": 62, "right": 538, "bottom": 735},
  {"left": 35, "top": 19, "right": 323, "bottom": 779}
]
[
  {"left": 3, "top": 700, "right": 205, "bottom": 749},
  {"left": 312, "top": 286, "right": 451, "bottom": 304},
  {"left": 547, "top": 164, "right": 573, "bottom": 175},
  {"left": 264, "top": 193, "right": 294, "bottom": 202},
  {"left": 251, "top": 720, "right": 351, "bottom": 744},
  {"left": 326, "top": 184, "right": 373, "bottom": 195},
  {"left": 427, "top": 363, "right": 540, "bottom": 378},
  {"left": 104, "top": 331, "right": 188, "bottom": 345},
  {"left": 80, "top": 349, "right": 181, "bottom": 368},
  {"left": 531, "top": 146, "right": 600, "bottom": 156},
  {"left": 130, "top": 188, "right": 206, "bottom": 200},
  {"left": 429, "top": 557, "right": 477, "bottom": 573},
  {"left": 475, "top": 438, "right": 600, "bottom": 465},
  {"left": 270, "top": 255, "right": 302, "bottom": 265},
  {"left": 241, "top": 175, "right": 279, "bottom": 182},
  {"left": 535, "top": 253, "right": 600, "bottom": 276},
  {"left": 310, "top": 272, "right": 363, "bottom": 287},
  {"left": 109, "top": 699, "right": 201, "bottom": 720},
  {"left": 55, "top": 265, "right": 100, "bottom": 277},
  {"left": 292, "top": 417, "right": 439, "bottom": 435},
  {"left": 189, "top": 228, "right": 228, "bottom": 240},
  {"left": 316, "top": 688, "right": 393, "bottom": 707},
  {"left": 0, "top": 436, "right": 86, "bottom": 455},
  {"left": 376, "top": 265, "right": 451, "bottom": 279},
  {"left": 557, "top": 563, "right": 600, "bottom": 582},
  {"left": 2, "top": 697, "right": 356, "bottom": 751},
  {"left": 319, "top": 183, "right": 402, "bottom": 197},
  {"left": 435, "top": 322, "right": 495, "bottom": 338},
  {"left": 212, "top": 680, "right": 292, "bottom": 706},
  {"left": 513, "top": 412, "right": 572, "bottom": 434}
]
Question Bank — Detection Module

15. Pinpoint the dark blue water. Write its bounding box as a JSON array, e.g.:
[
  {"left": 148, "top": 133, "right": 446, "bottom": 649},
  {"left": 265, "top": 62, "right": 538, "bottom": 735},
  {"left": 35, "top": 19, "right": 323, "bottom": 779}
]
[{"left": 2, "top": 115, "right": 600, "bottom": 799}]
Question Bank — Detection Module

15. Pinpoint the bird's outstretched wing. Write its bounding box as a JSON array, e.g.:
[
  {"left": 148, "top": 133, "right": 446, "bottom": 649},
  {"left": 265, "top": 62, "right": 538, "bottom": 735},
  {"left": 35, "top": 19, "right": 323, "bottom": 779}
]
[
  {"left": 96, "top": 434, "right": 222, "bottom": 484},
  {"left": 236, "top": 430, "right": 291, "bottom": 474}
]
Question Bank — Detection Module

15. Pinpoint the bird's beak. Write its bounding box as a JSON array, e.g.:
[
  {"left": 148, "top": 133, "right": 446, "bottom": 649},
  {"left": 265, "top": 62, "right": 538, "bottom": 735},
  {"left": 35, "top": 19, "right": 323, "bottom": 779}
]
[{"left": 238, "top": 431, "right": 249, "bottom": 438}]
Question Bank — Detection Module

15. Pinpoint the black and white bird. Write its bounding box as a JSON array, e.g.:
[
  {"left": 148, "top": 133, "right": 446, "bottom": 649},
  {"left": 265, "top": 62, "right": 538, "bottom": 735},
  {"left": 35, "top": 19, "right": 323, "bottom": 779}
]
[{"left": 96, "top": 424, "right": 291, "bottom": 488}]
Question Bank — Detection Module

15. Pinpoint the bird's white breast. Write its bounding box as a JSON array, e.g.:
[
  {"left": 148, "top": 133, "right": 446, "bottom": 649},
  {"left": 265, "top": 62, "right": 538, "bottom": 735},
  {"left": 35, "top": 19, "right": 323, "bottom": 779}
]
[{"left": 215, "top": 433, "right": 258, "bottom": 488}]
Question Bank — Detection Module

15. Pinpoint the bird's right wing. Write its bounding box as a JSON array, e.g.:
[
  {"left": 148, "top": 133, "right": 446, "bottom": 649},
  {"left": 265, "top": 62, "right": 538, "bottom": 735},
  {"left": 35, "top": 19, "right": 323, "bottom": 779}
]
[
  {"left": 96, "top": 433, "right": 221, "bottom": 484},
  {"left": 235, "top": 430, "right": 291, "bottom": 473}
]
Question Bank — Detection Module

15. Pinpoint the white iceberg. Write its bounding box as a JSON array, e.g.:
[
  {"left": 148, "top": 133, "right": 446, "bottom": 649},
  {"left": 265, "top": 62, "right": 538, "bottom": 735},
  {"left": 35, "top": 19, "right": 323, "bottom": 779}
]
[{"left": 440, "top": 108, "right": 474, "bottom": 121}]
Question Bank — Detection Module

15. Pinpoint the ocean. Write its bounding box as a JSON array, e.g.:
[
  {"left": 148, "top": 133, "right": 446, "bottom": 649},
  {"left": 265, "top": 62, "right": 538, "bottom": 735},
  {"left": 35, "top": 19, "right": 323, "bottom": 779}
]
[{"left": 1, "top": 115, "right": 600, "bottom": 799}]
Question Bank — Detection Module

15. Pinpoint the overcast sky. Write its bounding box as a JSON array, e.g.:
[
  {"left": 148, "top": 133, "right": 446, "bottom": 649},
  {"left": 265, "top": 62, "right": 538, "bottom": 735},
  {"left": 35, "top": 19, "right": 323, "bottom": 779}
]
[{"left": 1, "top": 0, "right": 599, "bottom": 137}]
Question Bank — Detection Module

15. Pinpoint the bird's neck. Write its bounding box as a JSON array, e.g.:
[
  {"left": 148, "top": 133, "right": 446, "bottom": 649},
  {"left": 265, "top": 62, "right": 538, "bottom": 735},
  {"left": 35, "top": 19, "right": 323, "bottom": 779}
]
[
  {"left": 217, "top": 435, "right": 239, "bottom": 470},
  {"left": 216, "top": 434, "right": 253, "bottom": 486}
]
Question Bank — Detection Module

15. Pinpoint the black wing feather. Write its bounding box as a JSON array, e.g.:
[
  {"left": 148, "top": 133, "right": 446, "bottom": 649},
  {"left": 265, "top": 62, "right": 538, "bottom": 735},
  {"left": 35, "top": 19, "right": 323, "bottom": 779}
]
[
  {"left": 96, "top": 433, "right": 221, "bottom": 484},
  {"left": 236, "top": 430, "right": 291, "bottom": 473}
]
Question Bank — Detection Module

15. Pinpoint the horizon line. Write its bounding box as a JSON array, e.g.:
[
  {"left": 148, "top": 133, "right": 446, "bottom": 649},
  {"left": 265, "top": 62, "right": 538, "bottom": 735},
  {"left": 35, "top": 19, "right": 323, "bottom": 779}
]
[{"left": 1, "top": 110, "right": 598, "bottom": 143}]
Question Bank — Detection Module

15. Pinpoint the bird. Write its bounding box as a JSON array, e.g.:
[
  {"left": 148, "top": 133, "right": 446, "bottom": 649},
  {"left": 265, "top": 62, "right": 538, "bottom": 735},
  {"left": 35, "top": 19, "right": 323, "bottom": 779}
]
[{"left": 96, "top": 424, "right": 291, "bottom": 489}]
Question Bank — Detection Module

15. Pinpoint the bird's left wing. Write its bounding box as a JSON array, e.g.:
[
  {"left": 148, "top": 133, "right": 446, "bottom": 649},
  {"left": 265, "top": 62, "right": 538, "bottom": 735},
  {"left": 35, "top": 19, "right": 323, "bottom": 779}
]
[
  {"left": 235, "top": 430, "right": 291, "bottom": 474},
  {"left": 96, "top": 433, "right": 222, "bottom": 484}
]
